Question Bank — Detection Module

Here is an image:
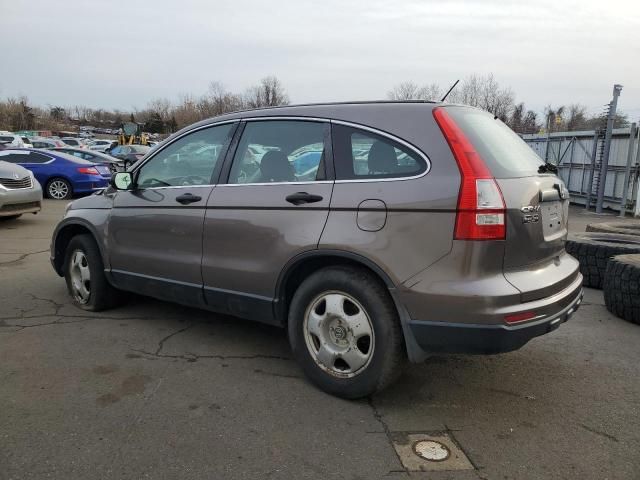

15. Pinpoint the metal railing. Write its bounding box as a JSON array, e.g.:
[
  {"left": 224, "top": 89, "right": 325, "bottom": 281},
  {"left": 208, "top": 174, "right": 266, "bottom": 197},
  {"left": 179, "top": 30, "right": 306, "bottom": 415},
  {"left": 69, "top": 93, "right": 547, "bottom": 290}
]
[{"left": 523, "top": 126, "right": 640, "bottom": 216}]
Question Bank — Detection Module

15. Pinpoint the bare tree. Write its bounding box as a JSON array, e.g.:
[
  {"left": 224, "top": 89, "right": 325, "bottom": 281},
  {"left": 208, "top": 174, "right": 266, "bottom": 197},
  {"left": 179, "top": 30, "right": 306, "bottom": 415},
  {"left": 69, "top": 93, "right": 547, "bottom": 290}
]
[
  {"left": 451, "top": 74, "right": 514, "bottom": 121},
  {"left": 565, "top": 104, "right": 588, "bottom": 131},
  {"left": 387, "top": 81, "right": 442, "bottom": 101},
  {"left": 244, "top": 76, "right": 289, "bottom": 108}
]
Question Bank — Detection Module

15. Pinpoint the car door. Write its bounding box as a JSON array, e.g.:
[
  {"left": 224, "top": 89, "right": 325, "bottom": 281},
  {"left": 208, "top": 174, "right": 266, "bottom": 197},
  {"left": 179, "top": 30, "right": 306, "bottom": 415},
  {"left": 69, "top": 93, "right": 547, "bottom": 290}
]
[
  {"left": 202, "top": 119, "right": 333, "bottom": 324},
  {"left": 107, "top": 122, "right": 237, "bottom": 306}
]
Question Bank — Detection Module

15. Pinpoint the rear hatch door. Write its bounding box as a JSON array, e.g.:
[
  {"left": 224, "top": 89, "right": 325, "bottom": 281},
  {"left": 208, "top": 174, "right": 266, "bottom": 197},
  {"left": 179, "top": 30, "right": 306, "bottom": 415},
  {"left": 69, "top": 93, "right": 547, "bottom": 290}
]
[{"left": 446, "top": 106, "right": 578, "bottom": 301}]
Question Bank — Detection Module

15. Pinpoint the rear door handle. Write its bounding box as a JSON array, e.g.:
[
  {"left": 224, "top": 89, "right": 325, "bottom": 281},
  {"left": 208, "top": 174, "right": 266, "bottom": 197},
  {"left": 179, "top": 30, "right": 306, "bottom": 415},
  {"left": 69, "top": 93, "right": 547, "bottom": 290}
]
[
  {"left": 285, "top": 192, "right": 323, "bottom": 205},
  {"left": 176, "top": 193, "right": 202, "bottom": 205}
]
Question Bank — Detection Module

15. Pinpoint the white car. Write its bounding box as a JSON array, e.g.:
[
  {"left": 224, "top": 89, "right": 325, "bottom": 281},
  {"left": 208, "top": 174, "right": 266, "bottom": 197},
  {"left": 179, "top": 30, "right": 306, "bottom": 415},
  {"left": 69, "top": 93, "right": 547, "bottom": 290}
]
[
  {"left": 88, "top": 139, "right": 115, "bottom": 152},
  {"left": 21, "top": 137, "right": 33, "bottom": 148},
  {"left": 0, "top": 133, "right": 26, "bottom": 149},
  {"left": 61, "top": 137, "right": 88, "bottom": 149}
]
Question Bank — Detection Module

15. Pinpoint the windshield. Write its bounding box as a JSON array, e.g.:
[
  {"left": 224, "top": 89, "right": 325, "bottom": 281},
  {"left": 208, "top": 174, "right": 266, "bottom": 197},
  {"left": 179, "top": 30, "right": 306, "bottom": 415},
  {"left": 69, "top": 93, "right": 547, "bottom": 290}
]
[{"left": 445, "top": 106, "right": 544, "bottom": 178}]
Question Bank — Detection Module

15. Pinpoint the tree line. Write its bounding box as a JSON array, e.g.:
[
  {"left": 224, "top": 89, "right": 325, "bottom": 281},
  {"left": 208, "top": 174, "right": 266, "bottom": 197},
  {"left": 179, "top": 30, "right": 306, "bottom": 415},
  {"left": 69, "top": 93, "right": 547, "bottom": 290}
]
[
  {"left": 387, "top": 74, "right": 629, "bottom": 134},
  {"left": 0, "top": 73, "right": 629, "bottom": 136}
]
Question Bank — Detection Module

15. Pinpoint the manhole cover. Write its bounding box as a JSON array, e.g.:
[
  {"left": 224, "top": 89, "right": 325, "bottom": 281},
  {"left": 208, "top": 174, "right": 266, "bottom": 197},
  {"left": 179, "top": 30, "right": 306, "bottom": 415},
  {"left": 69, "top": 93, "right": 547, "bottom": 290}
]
[
  {"left": 392, "top": 433, "right": 474, "bottom": 472},
  {"left": 413, "top": 440, "right": 450, "bottom": 461}
]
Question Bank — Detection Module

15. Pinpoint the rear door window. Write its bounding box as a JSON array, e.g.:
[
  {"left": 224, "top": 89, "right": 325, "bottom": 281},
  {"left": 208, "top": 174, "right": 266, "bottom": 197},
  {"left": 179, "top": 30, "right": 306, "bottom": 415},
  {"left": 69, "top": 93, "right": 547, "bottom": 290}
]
[
  {"left": 23, "top": 152, "right": 53, "bottom": 163},
  {"left": 227, "top": 120, "right": 328, "bottom": 184},
  {"left": 332, "top": 124, "right": 426, "bottom": 180},
  {"left": 444, "top": 106, "right": 544, "bottom": 178}
]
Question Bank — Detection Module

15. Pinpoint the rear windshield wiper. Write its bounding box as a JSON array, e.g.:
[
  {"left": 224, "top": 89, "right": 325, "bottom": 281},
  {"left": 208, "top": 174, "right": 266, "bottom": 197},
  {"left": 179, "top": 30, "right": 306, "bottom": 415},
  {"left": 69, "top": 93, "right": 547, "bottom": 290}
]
[{"left": 538, "top": 162, "right": 558, "bottom": 174}]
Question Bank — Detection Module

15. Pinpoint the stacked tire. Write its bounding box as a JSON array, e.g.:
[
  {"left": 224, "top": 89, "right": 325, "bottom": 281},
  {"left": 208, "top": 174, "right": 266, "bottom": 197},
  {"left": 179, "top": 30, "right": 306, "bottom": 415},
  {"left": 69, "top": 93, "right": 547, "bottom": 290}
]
[
  {"left": 603, "top": 255, "right": 640, "bottom": 325},
  {"left": 565, "top": 233, "right": 640, "bottom": 289},
  {"left": 586, "top": 222, "right": 640, "bottom": 237}
]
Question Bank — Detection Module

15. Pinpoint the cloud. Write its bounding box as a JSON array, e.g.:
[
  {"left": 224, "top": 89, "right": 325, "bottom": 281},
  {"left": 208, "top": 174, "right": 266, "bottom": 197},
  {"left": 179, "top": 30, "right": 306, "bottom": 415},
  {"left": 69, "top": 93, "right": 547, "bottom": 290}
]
[{"left": 0, "top": 0, "right": 637, "bottom": 117}]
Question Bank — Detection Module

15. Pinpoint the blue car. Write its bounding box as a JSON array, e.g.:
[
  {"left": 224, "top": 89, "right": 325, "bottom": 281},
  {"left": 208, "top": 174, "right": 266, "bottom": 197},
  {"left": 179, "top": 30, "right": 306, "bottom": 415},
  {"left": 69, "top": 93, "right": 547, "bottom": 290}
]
[{"left": 0, "top": 149, "right": 111, "bottom": 199}]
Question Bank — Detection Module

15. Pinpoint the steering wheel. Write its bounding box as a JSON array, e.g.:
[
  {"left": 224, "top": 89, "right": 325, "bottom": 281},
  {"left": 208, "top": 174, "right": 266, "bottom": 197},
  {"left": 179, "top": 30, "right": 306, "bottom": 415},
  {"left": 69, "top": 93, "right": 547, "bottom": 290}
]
[{"left": 181, "top": 175, "right": 209, "bottom": 186}]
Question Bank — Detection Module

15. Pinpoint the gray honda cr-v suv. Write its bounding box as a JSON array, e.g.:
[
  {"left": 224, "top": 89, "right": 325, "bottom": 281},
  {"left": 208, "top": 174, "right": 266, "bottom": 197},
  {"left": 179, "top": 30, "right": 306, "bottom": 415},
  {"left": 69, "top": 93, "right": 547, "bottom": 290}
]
[{"left": 51, "top": 101, "right": 583, "bottom": 398}]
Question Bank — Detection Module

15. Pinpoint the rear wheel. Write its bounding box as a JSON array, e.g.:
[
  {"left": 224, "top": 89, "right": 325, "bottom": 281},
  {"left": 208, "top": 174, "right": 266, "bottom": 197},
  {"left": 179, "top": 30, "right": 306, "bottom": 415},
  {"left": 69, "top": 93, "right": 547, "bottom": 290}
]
[
  {"left": 64, "top": 234, "right": 123, "bottom": 311},
  {"left": 288, "top": 266, "right": 405, "bottom": 398},
  {"left": 47, "top": 178, "right": 72, "bottom": 200}
]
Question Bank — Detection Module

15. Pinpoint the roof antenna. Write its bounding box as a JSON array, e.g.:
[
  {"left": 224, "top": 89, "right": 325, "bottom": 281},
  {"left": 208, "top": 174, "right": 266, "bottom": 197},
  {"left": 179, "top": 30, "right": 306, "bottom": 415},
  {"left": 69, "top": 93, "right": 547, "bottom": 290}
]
[{"left": 440, "top": 79, "right": 459, "bottom": 102}]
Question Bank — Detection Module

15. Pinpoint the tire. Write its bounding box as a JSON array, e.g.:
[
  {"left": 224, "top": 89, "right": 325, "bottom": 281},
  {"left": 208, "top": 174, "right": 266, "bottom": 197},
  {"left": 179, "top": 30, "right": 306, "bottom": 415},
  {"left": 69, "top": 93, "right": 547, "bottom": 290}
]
[
  {"left": 565, "top": 232, "right": 640, "bottom": 289},
  {"left": 288, "top": 266, "right": 405, "bottom": 399},
  {"left": 603, "top": 254, "right": 640, "bottom": 325},
  {"left": 586, "top": 222, "right": 640, "bottom": 237},
  {"left": 46, "top": 178, "right": 73, "bottom": 200},
  {"left": 63, "top": 234, "right": 123, "bottom": 311},
  {"left": 0, "top": 214, "right": 22, "bottom": 220}
]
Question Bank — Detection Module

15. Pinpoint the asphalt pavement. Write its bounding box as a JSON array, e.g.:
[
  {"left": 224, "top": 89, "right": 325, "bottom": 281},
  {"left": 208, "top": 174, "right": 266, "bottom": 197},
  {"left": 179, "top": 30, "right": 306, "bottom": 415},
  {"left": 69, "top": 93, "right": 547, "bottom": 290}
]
[{"left": 1, "top": 201, "right": 639, "bottom": 479}]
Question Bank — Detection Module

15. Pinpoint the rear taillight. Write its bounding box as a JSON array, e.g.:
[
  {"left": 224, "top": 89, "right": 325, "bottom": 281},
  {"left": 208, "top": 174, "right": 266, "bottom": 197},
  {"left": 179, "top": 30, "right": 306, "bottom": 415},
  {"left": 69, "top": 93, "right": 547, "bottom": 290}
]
[
  {"left": 433, "top": 107, "right": 506, "bottom": 240},
  {"left": 77, "top": 166, "right": 99, "bottom": 175}
]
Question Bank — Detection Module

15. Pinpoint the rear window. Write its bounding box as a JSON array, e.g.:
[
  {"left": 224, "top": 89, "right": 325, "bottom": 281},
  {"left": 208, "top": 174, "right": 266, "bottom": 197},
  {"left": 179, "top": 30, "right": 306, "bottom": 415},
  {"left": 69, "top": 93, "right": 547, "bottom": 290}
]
[{"left": 445, "top": 107, "right": 544, "bottom": 178}]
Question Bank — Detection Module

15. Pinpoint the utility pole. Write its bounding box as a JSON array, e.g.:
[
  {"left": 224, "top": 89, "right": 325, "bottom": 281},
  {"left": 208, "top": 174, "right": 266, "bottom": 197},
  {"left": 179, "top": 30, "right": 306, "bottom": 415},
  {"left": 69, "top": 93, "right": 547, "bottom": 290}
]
[
  {"left": 619, "top": 123, "right": 637, "bottom": 217},
  {"left": 596, "top": 84, "right": 623, "bottom": 213}
]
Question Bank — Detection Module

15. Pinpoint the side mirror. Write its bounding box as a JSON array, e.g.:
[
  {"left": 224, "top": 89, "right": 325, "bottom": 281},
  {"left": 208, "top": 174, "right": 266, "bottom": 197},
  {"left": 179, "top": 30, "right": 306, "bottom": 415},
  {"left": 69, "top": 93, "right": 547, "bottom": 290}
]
[{"left": 110, "top": 172, "right": 134, "bottom": 190}]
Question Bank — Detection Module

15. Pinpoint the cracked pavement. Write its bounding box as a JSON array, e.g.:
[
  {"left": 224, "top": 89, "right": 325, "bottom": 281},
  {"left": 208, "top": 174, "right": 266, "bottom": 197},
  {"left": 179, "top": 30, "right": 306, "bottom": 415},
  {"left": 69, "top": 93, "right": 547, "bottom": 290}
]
[{"left": 1, "top": 201, "right": 639, "bottom": 479}]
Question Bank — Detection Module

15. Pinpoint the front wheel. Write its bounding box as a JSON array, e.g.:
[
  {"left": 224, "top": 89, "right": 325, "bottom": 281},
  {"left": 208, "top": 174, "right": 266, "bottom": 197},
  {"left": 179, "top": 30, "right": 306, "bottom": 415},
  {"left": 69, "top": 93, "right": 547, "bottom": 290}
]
[
  {"left": 288, "top": 266, "right": 405, "bottom": 398},
  {"left": 46, "top": 178, "right": 72, "bottom": 200},
  {"left": 64, "top": 234, "right": 123, "bottom": 311}
]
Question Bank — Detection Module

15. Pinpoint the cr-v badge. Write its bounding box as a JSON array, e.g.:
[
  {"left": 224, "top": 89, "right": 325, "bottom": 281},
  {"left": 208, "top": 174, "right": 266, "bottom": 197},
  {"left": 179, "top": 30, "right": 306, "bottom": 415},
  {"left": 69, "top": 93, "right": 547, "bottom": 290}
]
[{"left": 521, "top": 205, "right": 541, "bottom": 224}]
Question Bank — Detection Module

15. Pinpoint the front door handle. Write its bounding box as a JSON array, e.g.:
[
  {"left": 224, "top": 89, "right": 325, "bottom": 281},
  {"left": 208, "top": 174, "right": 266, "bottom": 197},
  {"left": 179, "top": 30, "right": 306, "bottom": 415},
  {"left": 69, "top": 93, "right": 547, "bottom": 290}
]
[
  {"left": 176, "top": 193, "right": 202, "bottom": 205},
  {"left": 285, "top": 192, "right": 323, "bottom": 205}
]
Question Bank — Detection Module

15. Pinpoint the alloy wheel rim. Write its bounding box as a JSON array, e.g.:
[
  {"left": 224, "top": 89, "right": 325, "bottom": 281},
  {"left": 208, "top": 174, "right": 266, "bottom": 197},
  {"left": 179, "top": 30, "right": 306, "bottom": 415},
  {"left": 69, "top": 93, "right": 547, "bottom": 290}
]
[
  {"left": 49, "top": 180, "right": 69, "bottom": 199},
  {"left": 303, "top": 291, "right": 375, "bottom": 378},
  {"left": 69, "top": 250, "right": 90, "bottom": 304}
]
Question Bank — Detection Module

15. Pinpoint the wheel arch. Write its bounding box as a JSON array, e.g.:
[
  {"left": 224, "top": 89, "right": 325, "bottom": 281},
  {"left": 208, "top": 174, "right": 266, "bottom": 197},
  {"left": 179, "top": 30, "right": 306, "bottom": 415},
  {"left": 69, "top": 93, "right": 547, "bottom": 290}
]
[
  {"left": 51, "top": 219, "right": 106, "bottom": 277},
  {"left": 274, "top": 250, "right": 397, "bottom": 324},
  {"left": 275, "top": 250, "right": 428, "bottom": 363}
]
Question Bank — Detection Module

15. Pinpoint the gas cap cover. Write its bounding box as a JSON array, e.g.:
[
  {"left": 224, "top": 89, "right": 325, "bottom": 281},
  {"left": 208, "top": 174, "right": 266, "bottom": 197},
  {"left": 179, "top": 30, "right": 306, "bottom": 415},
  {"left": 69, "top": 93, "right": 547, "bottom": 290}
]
[{"left": 356, "top": 199, "right": 387, "bottom": 232}]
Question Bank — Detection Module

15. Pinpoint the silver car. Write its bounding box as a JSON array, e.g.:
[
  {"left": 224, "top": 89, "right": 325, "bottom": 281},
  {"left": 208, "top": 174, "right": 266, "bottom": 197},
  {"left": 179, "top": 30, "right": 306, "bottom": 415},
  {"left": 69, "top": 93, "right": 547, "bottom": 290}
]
[{"left": 0, "top": 160, "right": 42, "bottom": 219}]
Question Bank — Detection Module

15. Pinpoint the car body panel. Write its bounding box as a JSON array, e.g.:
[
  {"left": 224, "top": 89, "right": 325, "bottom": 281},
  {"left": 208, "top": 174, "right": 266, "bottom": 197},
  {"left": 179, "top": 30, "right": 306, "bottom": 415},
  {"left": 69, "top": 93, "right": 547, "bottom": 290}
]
[
  {"left": 0, "top": 161, "right": 42, "bottom": 216},
  {"left": 107, "top": 185, "right": 213, "bottom": 306},
  {"left": 202, "top": 182, "right": 333, "bottom": 319}
]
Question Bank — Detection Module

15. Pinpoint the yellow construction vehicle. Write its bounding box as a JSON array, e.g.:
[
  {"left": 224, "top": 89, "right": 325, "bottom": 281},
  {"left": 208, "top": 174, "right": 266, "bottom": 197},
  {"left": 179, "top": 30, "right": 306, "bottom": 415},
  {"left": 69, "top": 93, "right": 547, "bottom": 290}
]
[{"left": 118, "top": 122, "right": 148, "bottom": 146}]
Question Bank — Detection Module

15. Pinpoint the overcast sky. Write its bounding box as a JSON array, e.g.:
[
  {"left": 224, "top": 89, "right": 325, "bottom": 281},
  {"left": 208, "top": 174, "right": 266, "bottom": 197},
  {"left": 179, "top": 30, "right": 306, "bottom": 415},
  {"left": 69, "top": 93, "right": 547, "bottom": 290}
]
[{"left": 1, "top": 0, "right": 638, "bottom": 119}]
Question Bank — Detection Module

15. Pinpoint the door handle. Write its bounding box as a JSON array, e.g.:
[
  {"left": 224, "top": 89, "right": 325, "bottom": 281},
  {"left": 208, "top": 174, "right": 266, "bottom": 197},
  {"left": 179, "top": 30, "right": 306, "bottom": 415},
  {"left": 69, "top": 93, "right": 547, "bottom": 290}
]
[
  {"left": 285, "top": 192, "right": 323, "bottom": 205},
  {"left": 175, "top": 193, "right": 202, "bottom": 205}
]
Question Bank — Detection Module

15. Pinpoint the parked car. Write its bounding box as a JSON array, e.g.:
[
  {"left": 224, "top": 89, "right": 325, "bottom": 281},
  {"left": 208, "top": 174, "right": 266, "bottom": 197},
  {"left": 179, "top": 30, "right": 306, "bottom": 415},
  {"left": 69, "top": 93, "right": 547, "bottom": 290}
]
[
  {"left": 107, "top": 144, "right": 151, "bottom": 168},
  {"left": 88, "top": 139, "right": 115, "bottom": 153},
  {"left": 0, "top": 148, "right": 110, "bottom": 199},
  {"left": 0, "top": 134, "right": 26, "bottom": 149},
  {"left": 49, "top": 147, "right": 124, "bottom": 172},
  {"left": 30, "top": 138, "right": 67, "bottom": 149},
  {"left": 0, "top": 160, "right": 42, "bottom": 219},
  {"left": 61, "top": 137, "right": 88, "bottom": 148},
  {"left": 49, "top": 102, "right": 582, "bottom": 398}
]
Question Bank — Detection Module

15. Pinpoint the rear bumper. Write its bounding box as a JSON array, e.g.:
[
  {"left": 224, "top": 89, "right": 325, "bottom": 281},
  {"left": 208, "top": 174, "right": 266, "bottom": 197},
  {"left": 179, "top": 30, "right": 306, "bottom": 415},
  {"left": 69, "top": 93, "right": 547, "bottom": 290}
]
[{"left": 407, "top": 275, "right": 583, "bottom": 355}]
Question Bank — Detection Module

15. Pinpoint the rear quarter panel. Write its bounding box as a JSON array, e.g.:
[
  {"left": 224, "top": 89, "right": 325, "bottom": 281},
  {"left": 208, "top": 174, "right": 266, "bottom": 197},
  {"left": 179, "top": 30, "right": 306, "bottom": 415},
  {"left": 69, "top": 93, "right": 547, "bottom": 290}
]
[{"left": 320, "top": 109, "right": 460, "bottom": 285}]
